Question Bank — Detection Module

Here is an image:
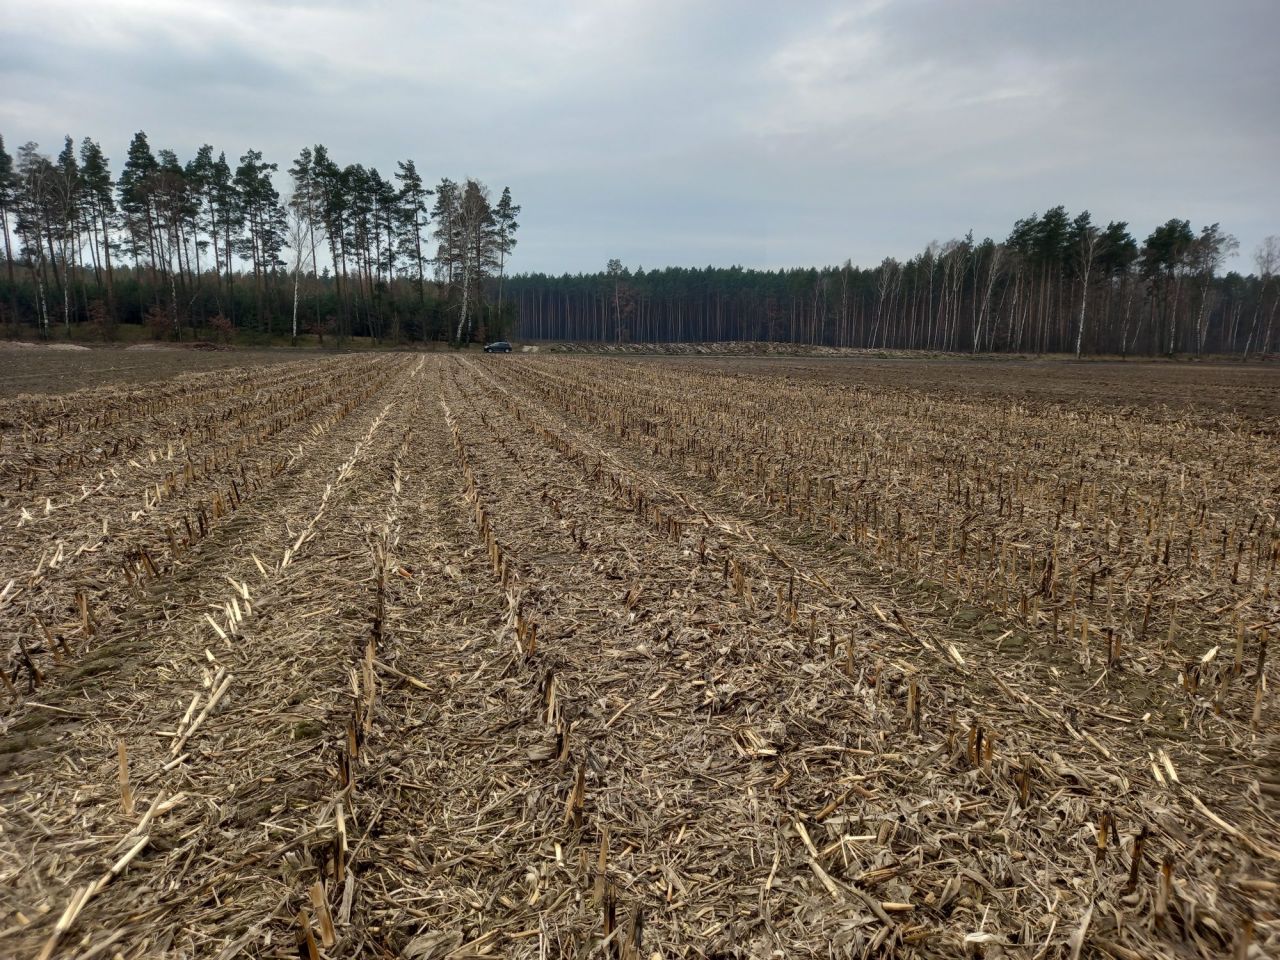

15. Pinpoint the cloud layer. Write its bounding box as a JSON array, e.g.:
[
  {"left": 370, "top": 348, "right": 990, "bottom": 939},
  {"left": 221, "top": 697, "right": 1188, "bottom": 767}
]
[{"left": 5, "top": 0, "right": 1277, "bottom": 273}]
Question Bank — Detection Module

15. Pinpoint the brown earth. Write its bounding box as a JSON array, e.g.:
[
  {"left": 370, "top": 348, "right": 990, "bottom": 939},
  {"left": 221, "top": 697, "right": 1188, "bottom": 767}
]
[{"left": 0, "top": 344, "right": 311, "bottom": 396}]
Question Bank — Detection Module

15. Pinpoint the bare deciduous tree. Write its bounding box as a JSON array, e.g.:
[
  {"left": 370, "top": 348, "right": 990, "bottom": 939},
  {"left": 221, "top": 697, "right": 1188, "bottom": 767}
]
[{"left": 1244, "top": 235, "right": 1279, "bottom": 359}]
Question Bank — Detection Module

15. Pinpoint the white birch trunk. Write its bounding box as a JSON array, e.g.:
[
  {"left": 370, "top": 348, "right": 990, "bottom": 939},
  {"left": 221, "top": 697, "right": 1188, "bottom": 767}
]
[
  {"left": 1074, "top": 256, "right": 1092, "bottom": 359},
  {"left": 455, "top": 253, "right": 472, "bottom": 343}
]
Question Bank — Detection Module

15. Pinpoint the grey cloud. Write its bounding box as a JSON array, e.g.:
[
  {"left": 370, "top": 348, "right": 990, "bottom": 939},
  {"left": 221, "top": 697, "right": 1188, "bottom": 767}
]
[{"left": 4, "top": 0, "right": 1277, "bottom": 273}]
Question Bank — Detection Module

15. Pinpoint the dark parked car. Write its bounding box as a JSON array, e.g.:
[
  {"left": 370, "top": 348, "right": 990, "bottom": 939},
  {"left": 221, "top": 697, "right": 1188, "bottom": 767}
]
[{"left": 484, "top": 341, "right": 513, "bottom": 353}]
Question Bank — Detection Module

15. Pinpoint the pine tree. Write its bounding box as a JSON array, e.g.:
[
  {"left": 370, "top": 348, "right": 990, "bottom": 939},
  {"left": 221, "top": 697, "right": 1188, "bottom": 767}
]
[
  {"left": 287, "top": 148, "right": 321, "bottom": 280},
  {"left": 184, "top": 146, "right": 217, "bottom": 284},
  {"left": 1142, "top": 219, "right": 1195, "bottom": 354},
  {"left": 210, "top": 151, "right": 238, "bottom": 295},
  {"left": 607, "top": 258, "right": 624, "bottom": 342},
  {"left": 342, "top": 163, "right": 375, "bottom": 333},
  {"left": 79, "top": 138, "right": 117, "bottom": 307},
  {"left": 118, "top": 131, "right": 160, "bottom": 272},
  {"left": 1096, "top": 221, "right": 1138, "bottom": 356},
  {"left": 394, "top": 159, "right": 432, "bottom": 305},
  {"left": 431, "top": 177, "right": 460, "bottom": 288},
  {"left": 155, "top": 148, "right": 196, "bottom": 314},
  {"left": 492, "top": 186, "right": 520, "bottom": 314},
  {"left": 371, "top": 168, "right": 398, "bottom": 287},
  {"left": 1188, "top": 224, "right": 1238, "bottom": 354},
  {"left": 234, "top": 149, "right": 285, "bottom": 332},
  {"left": 312, "top": 145, "right": 349, "bottom": 337}
]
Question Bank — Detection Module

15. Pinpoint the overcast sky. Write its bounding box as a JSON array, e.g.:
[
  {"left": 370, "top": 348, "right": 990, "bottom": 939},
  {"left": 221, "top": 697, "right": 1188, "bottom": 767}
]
[{"left": 4, "top": 0, "right": 1277, "bottom": 275}]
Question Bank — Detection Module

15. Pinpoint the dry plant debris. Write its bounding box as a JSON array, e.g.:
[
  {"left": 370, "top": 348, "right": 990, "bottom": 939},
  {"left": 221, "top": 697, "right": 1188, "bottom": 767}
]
[{"left": 1, "top": 353, "right": 1277, "bottom": 959}]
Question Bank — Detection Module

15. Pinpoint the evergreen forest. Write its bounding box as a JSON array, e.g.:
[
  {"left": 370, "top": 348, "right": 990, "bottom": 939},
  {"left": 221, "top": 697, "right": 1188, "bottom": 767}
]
[
  {"left": 510, "top": 218, "right": 1278, "bottom": 357},
  {"left": 0, "top": 132, "right": 520, "bottom": 345},
  {"left": 3, "top": 131, "right": 1276, "bottom": 356}
]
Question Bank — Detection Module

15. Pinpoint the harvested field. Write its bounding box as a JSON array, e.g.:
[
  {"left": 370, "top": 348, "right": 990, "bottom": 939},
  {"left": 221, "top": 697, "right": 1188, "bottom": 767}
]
[
  {"left": 1, "top": 353, "right": 1277, "bottom": 959},
  {"left": 652, "top": 355, "right": 1280, "bottom": 424},
  {"left": 0, "top": 345, "right": 306, "bottom": 397}
]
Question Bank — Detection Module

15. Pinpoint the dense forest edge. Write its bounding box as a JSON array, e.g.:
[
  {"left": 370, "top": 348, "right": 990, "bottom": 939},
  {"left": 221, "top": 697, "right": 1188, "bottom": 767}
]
[
  {"left": 1, "top": 131, "right": 1276, "bottom": 357},
  {"left": 512, "top": 222, "right": 1279, "bottom": 358},
  {"left": 0, "top": 132, "right": 520, "bottom": 347}
]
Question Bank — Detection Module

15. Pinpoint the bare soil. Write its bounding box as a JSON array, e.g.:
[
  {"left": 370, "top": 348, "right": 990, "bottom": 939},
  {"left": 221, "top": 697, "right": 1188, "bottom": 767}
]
[
  {"left": 0, "top": 344, "right": 309, "bottom": 396},
  {"left": 653, "top": 354, "right": 1280, "bottom": 423}
]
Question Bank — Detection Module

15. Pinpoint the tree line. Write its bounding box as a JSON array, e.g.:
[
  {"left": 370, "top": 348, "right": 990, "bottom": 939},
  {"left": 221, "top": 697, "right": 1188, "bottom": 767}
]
[
  {"left": 0, "top": 132, "right": 519, "bottom": 344},
  {"left": 509, "top": 211, "right": 1279, "bottom": 357}
]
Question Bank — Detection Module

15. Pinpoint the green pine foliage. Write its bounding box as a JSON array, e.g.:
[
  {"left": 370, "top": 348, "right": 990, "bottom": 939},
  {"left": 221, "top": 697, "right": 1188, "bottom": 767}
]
[{"left": 0, "top": 132, "right": 518, "bottom": 346}]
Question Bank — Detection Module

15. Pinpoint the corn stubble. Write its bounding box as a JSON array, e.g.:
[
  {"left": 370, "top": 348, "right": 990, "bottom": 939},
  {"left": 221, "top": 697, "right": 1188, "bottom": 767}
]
[{"left": 0, "top": 353, "right": 1276, "bottom": 959}]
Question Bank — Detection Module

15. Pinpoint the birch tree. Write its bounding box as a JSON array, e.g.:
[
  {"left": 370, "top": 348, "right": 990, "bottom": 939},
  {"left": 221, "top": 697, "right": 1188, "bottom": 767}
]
[
  {"left": 1188, "top": 223, "right": 1238, "bottom": 354},
  {"left": 14, "top": 142, "right": 54, "bottom": 334},
  {"left": 607, "top": 258, "right": 624, "bottom": 342},
  {"left": 1244, "top": 235, "right": 1278, "bottom": 359},
  {"left": 51, "top": 136, "right": 81, "bottom": 332},
  {"left": 1069, "top": 210, "right": 1100, "bottom": 358},
  {"left": 285, "top": 194, "right": 324, "bottom": 345},
  {"left": 453, "top": 179, "right": 494, "bottom": 344},
  {"left": 971, "top": 239, "right": 1003, "bottom": 353},
  {"left": 0, "top": 136, "right": 14, "bottom": 289}
]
